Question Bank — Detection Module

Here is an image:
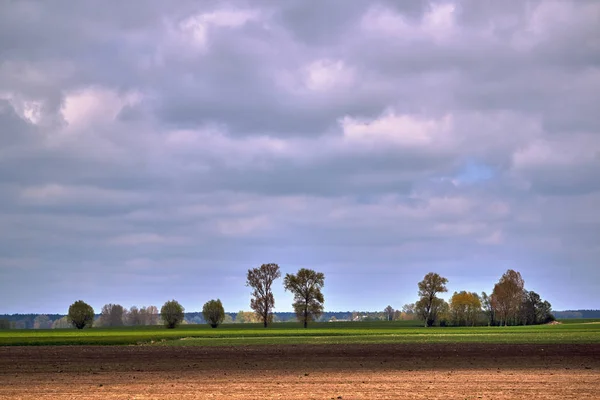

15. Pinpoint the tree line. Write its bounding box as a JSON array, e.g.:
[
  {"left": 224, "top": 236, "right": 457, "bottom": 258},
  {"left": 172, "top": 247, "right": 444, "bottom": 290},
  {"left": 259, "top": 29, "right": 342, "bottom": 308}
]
[
  {"left": 385, "top": 269, "right": 555, "bottom": 327},
  {"left": 62, "top": 264, "right": 325, "bottom": 329},
  {"left": 1, "top": 266, "right": 555, "bottom": 330}
]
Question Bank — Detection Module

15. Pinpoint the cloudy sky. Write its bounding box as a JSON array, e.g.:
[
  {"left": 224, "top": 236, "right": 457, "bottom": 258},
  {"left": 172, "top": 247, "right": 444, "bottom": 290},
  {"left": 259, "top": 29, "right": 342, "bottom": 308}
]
[{"left": 1, "top": 0, "right": 599, "bottom": 314}]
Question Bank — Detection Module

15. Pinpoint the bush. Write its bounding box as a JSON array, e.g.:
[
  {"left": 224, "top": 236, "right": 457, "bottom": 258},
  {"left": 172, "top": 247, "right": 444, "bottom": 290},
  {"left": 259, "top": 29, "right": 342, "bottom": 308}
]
[
  {"left": 202, "top": 299, "right": 225, "bottom": 328},
  {"left": 160, "top": 299, "right": 185, "bottom": 329},
  {"left": 67, "top": 300, "right": 95, "bottom": 329}
]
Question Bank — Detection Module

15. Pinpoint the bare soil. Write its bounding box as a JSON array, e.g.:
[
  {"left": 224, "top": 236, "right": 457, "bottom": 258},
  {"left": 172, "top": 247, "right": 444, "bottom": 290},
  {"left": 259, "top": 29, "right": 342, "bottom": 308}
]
[{"left": 1, "top": 344, "right": 599, "bottom": 399}]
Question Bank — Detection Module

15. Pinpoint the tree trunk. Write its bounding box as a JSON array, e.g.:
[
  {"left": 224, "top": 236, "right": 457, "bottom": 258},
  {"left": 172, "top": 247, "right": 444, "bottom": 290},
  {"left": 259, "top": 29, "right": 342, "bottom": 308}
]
[{"left": 304, "top": 305, "right": 308, "bottom": 328}]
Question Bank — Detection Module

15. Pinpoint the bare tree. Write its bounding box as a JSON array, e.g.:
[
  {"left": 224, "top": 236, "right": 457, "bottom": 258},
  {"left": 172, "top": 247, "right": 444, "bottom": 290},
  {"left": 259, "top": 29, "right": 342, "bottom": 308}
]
[
  {"left": 127, "top": 306, "right": 141, "bottom": 326},
  {"left": 402, "top": 303, "right": 416, "bottom": 314},
  {"left": 283, "top": 268, "right": 325, "bottom": 328},
  {"left": 33, "top": 315, "right": 52, "bottom": 329},
  {"left": 99, "top": 304, "right": 125, "bottom": 327},
  {"left": 246, "top": 263, "right": 281, "bottom": 328},
  {"left": 146, "top": 305, "right": 159, "bottom": 325},
  {"left": 417, "top": 272, "right": 449, "bottom": 327}
]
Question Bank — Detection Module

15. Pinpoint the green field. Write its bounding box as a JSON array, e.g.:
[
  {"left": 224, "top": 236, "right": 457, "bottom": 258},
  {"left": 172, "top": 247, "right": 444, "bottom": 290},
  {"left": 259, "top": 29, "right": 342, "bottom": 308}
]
[{"left": 1, "top": 319, "right": 599, "bottom": 346}]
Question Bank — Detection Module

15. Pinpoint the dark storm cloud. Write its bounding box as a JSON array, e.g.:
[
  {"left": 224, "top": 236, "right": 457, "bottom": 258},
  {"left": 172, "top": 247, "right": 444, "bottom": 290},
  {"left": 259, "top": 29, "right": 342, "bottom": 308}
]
[{"left": 1, "top": 0, "right": 599, "bottom": 313}]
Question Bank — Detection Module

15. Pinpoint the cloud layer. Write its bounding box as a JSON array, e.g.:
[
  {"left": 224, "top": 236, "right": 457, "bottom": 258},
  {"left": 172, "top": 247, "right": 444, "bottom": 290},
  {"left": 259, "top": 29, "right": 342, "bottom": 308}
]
[{"left": 1, "top": 0, "right": 599, "bottom": 313}]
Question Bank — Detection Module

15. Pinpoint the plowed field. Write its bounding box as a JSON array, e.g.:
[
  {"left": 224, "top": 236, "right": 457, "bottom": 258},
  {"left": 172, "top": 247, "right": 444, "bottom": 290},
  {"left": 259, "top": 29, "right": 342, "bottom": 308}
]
[{"left": 1, "top": 344, "right": 599, "bottom": 399}]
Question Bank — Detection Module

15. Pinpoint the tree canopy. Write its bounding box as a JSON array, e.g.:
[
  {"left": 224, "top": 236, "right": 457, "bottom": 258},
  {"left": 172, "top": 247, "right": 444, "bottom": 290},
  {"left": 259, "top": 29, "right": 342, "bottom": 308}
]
[
  {"left": 246, "top": 263, "right": 281, "bottom": 328},
  {"left": 283, "top": 268, "right": 325, "bottom": 328},
  {"left": 67, "top": 300, "right": 95, "bottom": 330},
  {"left": 160, "top": 299, "right": 185, "bottom": 329},
  {"left": 417, "top": 272, "right": 449, "bottom": 327},
  {"left": 202, "top": 299, "right": 225, "bottom": 328}
]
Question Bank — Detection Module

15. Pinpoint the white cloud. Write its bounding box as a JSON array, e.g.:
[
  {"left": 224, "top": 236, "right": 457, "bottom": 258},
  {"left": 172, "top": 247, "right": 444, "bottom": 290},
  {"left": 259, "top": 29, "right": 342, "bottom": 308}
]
[
  {"left": 303, "top": 59, "right": 355, "bottom": 92},
  {"left": 177, "top": 8, "right": 259, "bottom": 49},
  {"left": 61, "top": 87, "right": 141, "bottom": 128},
  {"left": 340, "top": 110, "right": 453, "bottom": 149}
]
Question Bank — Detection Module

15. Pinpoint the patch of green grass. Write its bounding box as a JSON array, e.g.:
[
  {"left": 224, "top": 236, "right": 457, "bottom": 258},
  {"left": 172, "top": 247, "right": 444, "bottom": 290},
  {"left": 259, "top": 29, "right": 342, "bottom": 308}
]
[{"left": 1, "top": 320, "right": 599, "bottom": 346}]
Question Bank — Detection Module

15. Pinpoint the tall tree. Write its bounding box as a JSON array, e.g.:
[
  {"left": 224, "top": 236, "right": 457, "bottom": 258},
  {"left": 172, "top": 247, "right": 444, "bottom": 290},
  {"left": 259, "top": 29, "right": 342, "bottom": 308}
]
[
  {"left": 491, "top": 269, "right": 525, "bottom": 326},
  {"left": 417, "top": 272, "right": 449, "bottom": 327},
  {"left": 481, "top": 292, "right": 495, "bottom": 326},
  {"left": 67, "top": 300, "right": 95, "bottom": 329},
  {"left": 283, "top": 268, "right": 325, "bottom": 328},
  {"left": 384, "top": 305, "right": 395, "bottom": 321},
  {"left": 246, "top": 263, "right": 281, "bottom": 328},
  {"left": 521, "top": 291, "right": 554, "bottom": 325},
  {"left": 416, "top": 297, "right": 447, "bottom": 327}
]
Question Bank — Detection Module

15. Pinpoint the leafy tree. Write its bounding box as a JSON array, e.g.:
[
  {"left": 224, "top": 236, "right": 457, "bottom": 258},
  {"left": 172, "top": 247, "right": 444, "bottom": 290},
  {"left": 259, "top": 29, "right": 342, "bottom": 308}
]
[
  {"left": 160, "top": 299, "right": 185, "bottom": 329},
  {"left": 235, "top": 310, "right": 259, "bottom": 323},
  {"left": 491, "top": 269, "right": 525, "bottom": 326},
  {"left": 417, "top": 272, "right": 449, "bottom": 327},
  {"left": 449, "top": 291, "right": 482, "bottom": 326},
  {"left": 246, "top": 263, "right": 281, "bottom": 328},
  {"left": 0, "top": 319, "right": 11, "bottom": 330},
  {"left": 67, "top": 300, "right": 95, "bottom": 329},
  {"left": 521, "top": 291, "right": 555, "bottom": 325},
  {"left": 283, "top": 268, "right": 325, "bottom": 328},
  {"left": 437, "top": 299, "right": 451, "bottom": 327},
  {"left": 416, "top": 297, "right": 447, "bottom": 327},
  {"left": 202, "top": 299, "right": 225, "bottom": 328},
  {"left": 384, "top": 305, "right": 395, "bottom": 321},
  {"left": 99, "top": 303, "right": 125, "bottom": 327}
]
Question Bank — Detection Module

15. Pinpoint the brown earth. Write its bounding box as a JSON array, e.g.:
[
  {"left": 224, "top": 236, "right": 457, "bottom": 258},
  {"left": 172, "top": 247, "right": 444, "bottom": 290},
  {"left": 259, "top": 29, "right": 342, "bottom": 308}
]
[{"left": 1, "top": 344, "right": 599, "bottom": 399}]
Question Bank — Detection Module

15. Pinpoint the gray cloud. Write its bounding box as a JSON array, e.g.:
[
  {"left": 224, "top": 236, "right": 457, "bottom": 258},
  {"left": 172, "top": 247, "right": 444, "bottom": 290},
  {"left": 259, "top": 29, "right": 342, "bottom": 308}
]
[{"left": 1, "top": 0, "right": 599, "bottom": 313}]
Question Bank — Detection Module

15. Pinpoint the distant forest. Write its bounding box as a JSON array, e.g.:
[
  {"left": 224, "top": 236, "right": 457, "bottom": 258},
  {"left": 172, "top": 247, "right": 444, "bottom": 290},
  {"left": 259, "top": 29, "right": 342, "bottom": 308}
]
[
  {"left": 1, "top": 310, "right": 599, "bottom": 329},
  {"left": 553, "top": 310, "right": 600, "bottom": 319}
]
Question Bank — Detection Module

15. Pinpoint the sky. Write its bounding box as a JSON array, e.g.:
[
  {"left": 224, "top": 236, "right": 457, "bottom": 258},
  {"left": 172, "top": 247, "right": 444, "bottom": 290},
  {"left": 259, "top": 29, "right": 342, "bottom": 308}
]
[{"left": 1, "top": 0, "right": 599, "bottom": 314}]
